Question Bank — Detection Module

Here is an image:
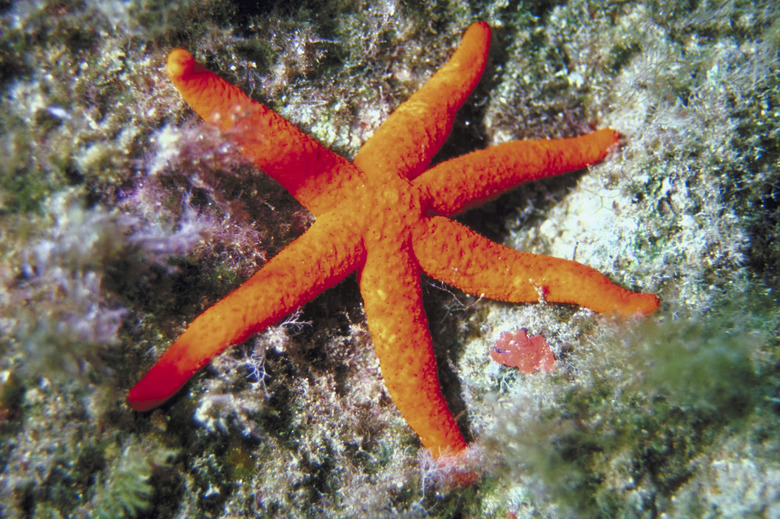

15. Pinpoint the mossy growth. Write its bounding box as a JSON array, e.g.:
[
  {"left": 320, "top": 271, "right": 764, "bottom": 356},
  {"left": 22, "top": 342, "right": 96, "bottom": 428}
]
[
  {"left": 0, "top": 113, "right": 68, "bottom": 215},
  {"left": 490, "top": 287, "right": 778, "bottom": 517},
  {"left": 89, "top": 438, "right": 178, "bottom": 519}
]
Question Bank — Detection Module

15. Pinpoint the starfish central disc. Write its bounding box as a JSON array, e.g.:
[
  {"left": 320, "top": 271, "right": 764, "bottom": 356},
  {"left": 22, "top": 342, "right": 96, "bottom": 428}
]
[{"left": 360, "top": 175, "right": 427, "bottom": 243}]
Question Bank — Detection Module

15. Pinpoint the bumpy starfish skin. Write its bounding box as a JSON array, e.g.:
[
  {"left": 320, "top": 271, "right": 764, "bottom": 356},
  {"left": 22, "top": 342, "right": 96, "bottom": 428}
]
[{"left": 129, "top": 22, "right": 659, "bottom": 457}]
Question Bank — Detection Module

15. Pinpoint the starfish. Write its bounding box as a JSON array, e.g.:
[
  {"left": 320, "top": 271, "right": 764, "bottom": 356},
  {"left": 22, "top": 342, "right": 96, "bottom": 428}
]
[{"left": 129, "top": 22, "right": 659, "bottom": 457}]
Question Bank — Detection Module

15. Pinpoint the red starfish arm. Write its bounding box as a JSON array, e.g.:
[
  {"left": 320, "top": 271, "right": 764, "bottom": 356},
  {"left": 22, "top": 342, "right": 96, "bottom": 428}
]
[
  {"left": 128, "top": 213, "right": 365, "bottom": 411},
  {"left": 415, "top": 129, "right": 621, "bottom": 215},
  {"left": 166, "top": 49, "right": 365, "bottom": 216},
  {"left": 412, "top": 217, "right": 660, "bottom": 315},
  {"left": 358, "top": 245, "right": 468, "bottom": 458},
  {"left": 353, "top": 21, "right": 490, "bottom": 181}
]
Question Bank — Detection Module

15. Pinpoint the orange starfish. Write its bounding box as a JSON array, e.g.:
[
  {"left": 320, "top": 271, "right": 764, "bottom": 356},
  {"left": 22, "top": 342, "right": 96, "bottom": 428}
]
[{"left": 129, "top": 22, "right": 659, "bottom": 457}]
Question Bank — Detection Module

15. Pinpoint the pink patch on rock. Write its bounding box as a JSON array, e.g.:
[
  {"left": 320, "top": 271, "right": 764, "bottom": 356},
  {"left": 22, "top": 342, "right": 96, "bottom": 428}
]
[{"left": 490, "top": 329, "right": 556, "bottom": 373}]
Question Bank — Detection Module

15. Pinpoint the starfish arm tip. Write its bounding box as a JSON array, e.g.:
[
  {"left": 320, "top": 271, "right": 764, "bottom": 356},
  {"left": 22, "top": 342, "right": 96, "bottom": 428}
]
[
  {"left": 127, "top": 359, "right": 188, "bottom": 411},
  {"left": 470, "top": 20, "right": 491, "bottom": 37},
  {"left": 127, "top": 384, "right": 168, "bottom": 412},
  {"left": 627, "top": 292, "right": 661, "bottom": 316},
  {"left": 597, "top": 128, "right": 622, "bottom": 152},
  {"left": 166, "top": 48, "right": 196, "bottom": 81}
]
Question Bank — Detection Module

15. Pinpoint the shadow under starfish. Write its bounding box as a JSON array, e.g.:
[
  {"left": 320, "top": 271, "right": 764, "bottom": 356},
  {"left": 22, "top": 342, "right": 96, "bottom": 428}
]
[{"left": 128, "top": 22, "right": 659, "bottom": 458}]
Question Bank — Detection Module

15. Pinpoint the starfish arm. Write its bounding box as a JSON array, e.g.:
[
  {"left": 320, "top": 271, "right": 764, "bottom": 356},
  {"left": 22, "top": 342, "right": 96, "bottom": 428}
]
[
  {"left": 353, "top": 21, "right": 491, "bottom": 181},
  {"left": 412, "top": 217, "right": 660, "bottom": 315},
  {"left": 415, "top": 129, "right": 621, "bottom": 216},
  {"left": 166, "top": 49, "right": 365, "bottom": 216},
  {"left": 358, "top": 245, "right": 468, "bottom": 458},
  {"left": 128, "top": 213, "right": 365, "bottom": 411}
]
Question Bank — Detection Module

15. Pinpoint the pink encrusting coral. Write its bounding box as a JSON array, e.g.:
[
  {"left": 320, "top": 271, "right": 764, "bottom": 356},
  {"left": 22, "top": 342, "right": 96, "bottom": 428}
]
[{"left": 490, "top": 329, "right": 556, "bottom": 374}]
